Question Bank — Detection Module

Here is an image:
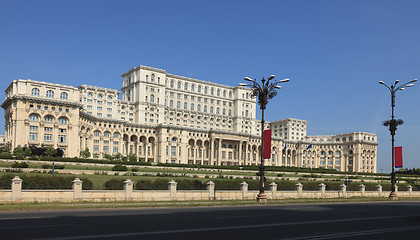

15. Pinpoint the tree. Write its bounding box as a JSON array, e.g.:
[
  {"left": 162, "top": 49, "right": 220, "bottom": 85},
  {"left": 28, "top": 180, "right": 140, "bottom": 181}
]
[
  {"left": 13, "top": 146, "right": 24, "bottom": 156},
  {"left": 23, "top": 147, "right": 32, "bottom": 157},
  {"left": 127, "top": 153, "right": 137, "bottom": 162},
  {"left": 104, "top": 154, "right": 114, "bottom": 161},
  {"left": 114, "top": 152, "right": 123, "bottom": 161},
  {"left": 80, "top": 148, "right": 91, "bottom": 159},
  {"left": 45, "top": 145, "right": 57, "bottom": 156}
]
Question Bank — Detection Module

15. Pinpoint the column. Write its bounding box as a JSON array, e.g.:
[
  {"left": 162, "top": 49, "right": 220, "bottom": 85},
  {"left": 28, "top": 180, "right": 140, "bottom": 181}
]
[
  {"left": 72, "top": 178, "right": 83, "bottom": 200},
  {"left": 11, "top": 176, "right": 22, "bottom": 201}
]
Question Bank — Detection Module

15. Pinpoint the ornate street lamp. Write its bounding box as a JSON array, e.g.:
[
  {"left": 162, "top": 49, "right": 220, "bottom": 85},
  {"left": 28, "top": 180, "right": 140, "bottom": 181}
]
[
  {"left": 379, "top": 79, "right": 417, "bottom": 200},
  {"left": 240, "top": 75, "right": 290, "bottom": 203}
]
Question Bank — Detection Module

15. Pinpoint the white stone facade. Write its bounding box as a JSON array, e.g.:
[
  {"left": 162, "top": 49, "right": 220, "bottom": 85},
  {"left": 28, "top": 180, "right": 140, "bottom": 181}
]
[{"left": 1, "top": 65, "right": 378, "bottom": 173}]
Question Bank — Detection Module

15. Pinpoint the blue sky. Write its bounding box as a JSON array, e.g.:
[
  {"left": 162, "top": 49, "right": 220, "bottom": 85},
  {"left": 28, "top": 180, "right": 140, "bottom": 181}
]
[{"left": 1, "top": 0, "right": 419, "bottom": 173}]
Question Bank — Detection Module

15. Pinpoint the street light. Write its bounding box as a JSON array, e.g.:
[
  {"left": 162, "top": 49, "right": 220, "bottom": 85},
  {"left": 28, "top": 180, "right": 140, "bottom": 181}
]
[
  {"left": 240, "top": 75, "right": 290, "bottom": 203},
  {"left": 380, "top": 79, "right": 417, "bottom": 200}
]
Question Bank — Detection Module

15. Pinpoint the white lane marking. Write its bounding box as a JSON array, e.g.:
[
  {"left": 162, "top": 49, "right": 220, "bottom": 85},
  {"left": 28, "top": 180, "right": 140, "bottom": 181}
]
[
  {"left": 281, "top": 226, "right": 420, "bottom": 239},
  {"left": 33, "top": 214, "right": 420, "bottom": 240}
]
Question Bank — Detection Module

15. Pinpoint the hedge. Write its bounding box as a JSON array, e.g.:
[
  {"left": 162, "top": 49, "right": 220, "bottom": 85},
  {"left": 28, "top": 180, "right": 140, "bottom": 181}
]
[
  {"left": 0, "top": 175, "right": 93, "bottom": 190},
  {"left": 104, "top": 179, "right": 125, "bottom": 190}
]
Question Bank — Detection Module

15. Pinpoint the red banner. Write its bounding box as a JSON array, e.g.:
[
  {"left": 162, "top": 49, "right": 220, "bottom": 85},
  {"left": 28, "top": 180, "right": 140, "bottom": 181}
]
[
  {"left": 263, "top": 129, "right": 271, "bottom": 159},
  {"left": 395, "top": 146, "right": 403, "bottom": 168}
]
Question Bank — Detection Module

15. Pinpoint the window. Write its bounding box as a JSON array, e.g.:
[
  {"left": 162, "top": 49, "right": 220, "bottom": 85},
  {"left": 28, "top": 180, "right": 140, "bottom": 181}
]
[
  {"left": 169, "top": 100, "right": 174, "bottom": 107},
  {"left": 58, "top": 117, "right": 67, "bottom": 124},
  {"left": 170, "top": 80, "right": 174, "bottom": 88},
  {"left": 44, "top": 134, "right": 52, "bottom": 141},
  {"left": 151, "top": 74, "right": 155, "bottom": 82},
  {"left": 29, "top": 126, "right": 38, "bottom": 131},
  {"left": 198, "top": 85, "right": 202, "bottom": 93},
  {"left": 204, "top": 105, "right": 207, "bottom": 112},
  {"left": 107, "top": 102, "right": 112, "bottom": 106},
  {"left": 46, "top": 90, "right": 54, "bottom": 98},
  {"left": 177, "top": 81, "right": 182, "bottom": 89},
  {"left": 184, "top": 83, "right": 188, "bottom": 91},
  {"left": 191, "top": 84, "right": 195, "bottom": 92},
  {"left": 87, "top": 92, "right": 93, "bottom": 97},
  {"left": 211, "top": 88, "right": 214, "bottom": 95},
  {"left": 104, "top": 131, "right": 110, "bottom": 137},
  {"left": 60, "top": 92, "right": 68, "bottom": 100},
  {"left": 113, "top": 146, "right": 119, "bottom": 153},
  {"left": 94, "top": 130, "right": 100, "bottom": 137},
  {"left": 184, "top": 102, "right": 187, "bottom": 109},
  {"left": 150, "top": 94, "right": 154, "bottom": 103},
  {"left": 171, "top": 146, "right": 176, "bottom": 156},
  {"left": 103, "top": 146, "right": 109, "bottom": 153},
  {"left": 98, "top": 94, "right": 103, "bottom": 98},
  {"left": 113, "top": 133, "right": 120, "bottom": 138},
  {"left": 217, "top": 89, "right": 220, "bottom": 96},
  {"left": 190, "top": 103, "right": 194, "bottom": 111},
  {"left": 210, "top": 106, "right": 214, "bottom": 113},
  {"left": 29, "top": 132, "right": 38, "bottom": 141},
  {"left": 31, "top": 88, "right": 40, "bottom": 96},
  {"left": 44, "top": 127, "right": 52, "bottom": 132},
  {"left": 58, "top": 135, "right": 66, "bottom": 143},
  {"left": 197, "top": 104, "right": 201, "bottom": 112},
  {"left": 87, "top": 99, "right": 92, "bottom": 103},
  {"left": 58, "top": 128, "right": 66, "bottom": 133},
  {"left": 29, "top": 114, "right": 39, "bottom": 122},
  {"left": 44, "top": 115, "right": 54, "bottom": 123}
]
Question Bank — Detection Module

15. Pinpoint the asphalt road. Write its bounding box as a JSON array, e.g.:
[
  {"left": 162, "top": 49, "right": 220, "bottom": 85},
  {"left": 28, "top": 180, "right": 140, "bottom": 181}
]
[{"left": 1, "top": 201, "right": 420, "bottom": 240}]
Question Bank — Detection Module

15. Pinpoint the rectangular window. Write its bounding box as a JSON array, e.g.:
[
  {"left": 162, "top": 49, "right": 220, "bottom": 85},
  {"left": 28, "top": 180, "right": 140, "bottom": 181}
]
[
  {"left": 44, "top": 127, "right": 52, "bottom": 132},
  {"left": 171, "top": 146, "right": 176, "bottom": 156},
  {"left": 29, "top": 132, "right": 38, "bottom": 141},
  {"left": 113, "top": 146, "right": 118, "bottom": 153},
  {"left": 58, "top": 135, "right": 66, "bottom": 143},
  {"left": 29, "top": 126, "right": 38, "bottom": 131},
  {"left": 103, "top": 146, "right": 109, "bottom": 153},
  {"left": 222, "top": 151, "right": 226, "bottom": 159},
  {"left": 93, "top": 145, "right": 99, "bottom": 152},
  {"left": 59, "top": 128, "right": 66, "bottom": 133},
  {"left": 44, "top": 134, "right": 52, "bottom": 141}
]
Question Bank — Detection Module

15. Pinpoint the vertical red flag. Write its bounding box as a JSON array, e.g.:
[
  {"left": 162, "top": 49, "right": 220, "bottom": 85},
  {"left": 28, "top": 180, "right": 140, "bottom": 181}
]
[
  {"left": 263, "top": 129, "right": 271, "bottom": 159},
  {"left": 395, "top": 146, "right": 403, "bottom": 168}
]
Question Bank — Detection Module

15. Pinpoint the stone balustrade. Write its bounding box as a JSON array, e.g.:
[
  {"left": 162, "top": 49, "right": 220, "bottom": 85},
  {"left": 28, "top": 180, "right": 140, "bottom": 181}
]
[{"left": 1, "top": 176, "right": 420, "bottom": 203}]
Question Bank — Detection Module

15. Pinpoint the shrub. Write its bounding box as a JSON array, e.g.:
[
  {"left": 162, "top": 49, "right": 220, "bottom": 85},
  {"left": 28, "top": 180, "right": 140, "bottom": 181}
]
[
  {"left": 131, "top": 168, "right": 139, "bottom": 172},
  {"left": 11, "top": 162, "right": 28, "bottom": 168},
  {"left": 104, "top": 179, "right": 124, "bottom": 190},
  {"left": 112, "top": 165, "right": 127, "bottom": 171},
  {"left": 135, "top": 179, "right": 168, "bottom": 190}
]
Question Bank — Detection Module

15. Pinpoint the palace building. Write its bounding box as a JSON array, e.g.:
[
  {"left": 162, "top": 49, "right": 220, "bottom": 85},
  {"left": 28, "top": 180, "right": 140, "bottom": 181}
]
[{"left": 1, "top": 65, "right": 378, "bottom": 173}]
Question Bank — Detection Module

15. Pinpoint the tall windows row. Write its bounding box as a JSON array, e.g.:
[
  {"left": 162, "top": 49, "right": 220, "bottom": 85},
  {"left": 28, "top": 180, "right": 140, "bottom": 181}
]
[{"left": 31, "top": 88, "right": 69, "bottom": 100}]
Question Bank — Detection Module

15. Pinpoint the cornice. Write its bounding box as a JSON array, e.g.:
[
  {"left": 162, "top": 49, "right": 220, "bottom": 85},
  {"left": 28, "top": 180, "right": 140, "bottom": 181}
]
[
  {"left": 1, "top": 95, "right": 82, "bottom": 109},
  {"left": 121, "top": 65, "right": 167, "bottom": 77}
]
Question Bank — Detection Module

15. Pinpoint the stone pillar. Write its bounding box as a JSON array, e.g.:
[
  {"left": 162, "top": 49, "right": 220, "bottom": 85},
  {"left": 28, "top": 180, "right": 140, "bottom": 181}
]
[
  {"left": 11, "top": 176, "right": 22, "bottom": 201},
  {"left": 359, "top": 184, "right": 365, "bottom": 196},
  {"left": 238, "top": 141, "right": 243, "bottom": 165},
  {"left": 407, "top": 185, "right": 412, "bottom": 195},
  {"left": 376, "top": 184, "right": 382, "bottom": 196},
  {"left": 240, "top": 182, "right": 248, "bottom": 199},
  {"left": 318, "top": 183, "right": 326, "bottom": 197},
  {"left": 339, "top": 184, "right": 347, "bottom": 198},
  {"left": 295, "top": 182, "right": 303, "bottom": 198},
  {"left": 270, "top": 182, "right": 277, "bottom": 198},
  {"left": 168, "top": 180, "right": 177, "bottom": 199},
  {"left": 395, "top": 185, "right": 398, "bottom": 193},
  {"left": 72, "top": 178, "right": 83, "bottom": 200},
  {"left": 124, "top": 179, "right": 133, "bottom": 200},
  {"left": 207, "top": 181, "right": 215, "bottom": 199}
]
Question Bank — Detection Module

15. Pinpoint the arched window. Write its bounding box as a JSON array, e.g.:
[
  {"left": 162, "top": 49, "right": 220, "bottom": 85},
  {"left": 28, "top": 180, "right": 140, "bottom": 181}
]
[
  {"left": 229, "top": 92, "right": 232, "bottom": 98},
  {"left": 245, "top": 110, "right": 248, "bottom": 117},
  {"left": 98, "top": 94, "right": 103, "bottom": 98},
  {"left": 151, "top": 74, "right": 155, "bottom": 82},
  {"left": 150, "top": 94, "right": 155, "bottom": 103},
  {"left": 197, "top": 104, "right": 201, "bottom": 112},
  {"left": 217, "top": 89, "right": 220, "bottom": 96},
  {"left": 170, "top": 80, "right": 174, "bottom": 88},
  {"left": 29, "top": 114, "right": 39, "bottom": 122},
  {"left": 204, "top": 87, "right": 208, "bottom": 94},
  {"left": 204, "top": 105, "right": 207, "bottom": 112},
  {"left": 108, "top": 95, "right": 113, "bottom": 100},
  {"left": 46, "top": 90, "right": 54, "bottom": 98},
  {"left": 223, "top": 108, "right": 226, "bottom": 115},
  {"left": 169, "top": 100, "right": 174, "bottom": 107},
  {"left": 177, "top": 101, "right": 181, "bottom": 108},
  {"left": 198, "top": 85, "right": 202, "bottom": 93},
  {"left": 177, "top": 81, "right": 182, "bottom": 89},
  {"left": 94, "top": 130, "right": 101, "bottom": 137},
  {"left": 191, "top": 84, "right": 195, "bottom": 92},
  {"left": 60, "top": 92, "right": 68, "bottom": 100},
  {"left": 184, "top": 83, "right": 188, "bottom": 91},
  {"left": 172, "top": 137, "right": 177, "bottom": 142},
  {"left": 216, "top": 107, "right": 220, "bottom": 114},
  {"left": 184, "top": 102, "right": 187, "bottom": 109},
  {"left": 228, "top": 109, "right": 232, "bottom": 116},
  {"left": 190, "top": 103, "right": 194, "bottom": 111},
  {"left": 58, "top": 117, "right": 67, "bottom": 125},
  {"left": 44, "top": 115, "right": 54, "bottom": 123},
  {"left": 211, "top": 88, "right": 214, "bottom": 95},
  {"left": 104, "top": 131, "right": 111, "bottom": 137},
  {"left": 31, "top": 88, "right": 40, "bottom": 96},
  {"left": 210, "top": 106, "right": 214, "bottom": 113},
  {"left": 113, "top": 132, "right": 120, "bottom": 138},
  {"left": 87, "top": 92, "right": 93, "bottom": 97},
  {"left": 223, "top": 91, "right": 226, "bottom": 97}
]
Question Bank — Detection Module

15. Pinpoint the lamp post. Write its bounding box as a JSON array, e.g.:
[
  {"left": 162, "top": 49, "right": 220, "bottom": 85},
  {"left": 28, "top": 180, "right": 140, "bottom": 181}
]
[
  {"left": 240, "top": 75, "right": 290, "bottom": 203},
  {"left": 379, "top": 79, "right": 416, "bottom": 200}
]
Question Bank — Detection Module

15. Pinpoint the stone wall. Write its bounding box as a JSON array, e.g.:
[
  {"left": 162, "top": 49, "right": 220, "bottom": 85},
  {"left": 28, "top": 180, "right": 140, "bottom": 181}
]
[{"left": 1, "top": 176, "right": 418, "bottom": 203}]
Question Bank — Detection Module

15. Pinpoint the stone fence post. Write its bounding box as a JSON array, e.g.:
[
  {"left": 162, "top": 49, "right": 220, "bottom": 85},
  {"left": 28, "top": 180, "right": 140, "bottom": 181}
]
[
  {"left": 376, "top": 184, "right": 382, "bottom": 196},
  {"left": 124, "top": 179, "right": 133, "bottom": 200},
  {"left": 11, "top": 176, "right": 22, "bottom": 201},
  {"left": 395, "top": 185, "right": 398, "bottom": 193},
  {"left": 339, "top": 184, "right": 347, "bottom": 198},
  {"left": 296, "top": 183, "right": 303, "bottom": 198},
  {"left": 240, "top": 182, "right": 248, "bottom": 199},
  {"left": 359, "top": 184, "right": 365, "bottom": 196},
  {"left": 406, "top": 185, "right": 412, "bottom": 195},
  {"left": 270, "top": 182, "right": 277, "bottom": 198},
  {"left": 207, "top": 181, "right": 215, "bottom": 200},
  {"left": 318, "top": 183, "right": 326, "bottom": 197},
  {"left": 72, "top": 178, "right": 83, "bottom": 200},
  {"left": 168, "top": 180, "right": 177, "bottom": 199}
]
